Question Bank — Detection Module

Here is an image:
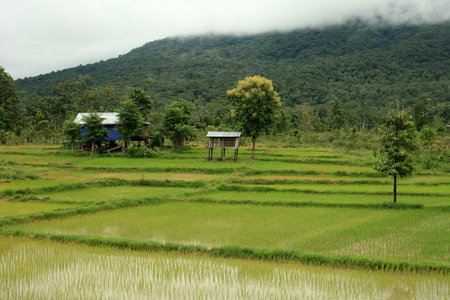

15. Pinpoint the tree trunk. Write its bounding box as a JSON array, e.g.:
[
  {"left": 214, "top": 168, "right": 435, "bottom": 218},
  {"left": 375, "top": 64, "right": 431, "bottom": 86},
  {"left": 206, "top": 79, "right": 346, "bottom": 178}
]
[
  {"left": 393, "top": 175, "right": 397, "bottom": 203},
  {"left": 90, "top": 142, "right": 95, "bottom": 155},
  {"left": 72, "top": 144, "right": 74, "bottom": 154},
  {"left": 252, "top": 137, "right": 256, "bottom": 159}
]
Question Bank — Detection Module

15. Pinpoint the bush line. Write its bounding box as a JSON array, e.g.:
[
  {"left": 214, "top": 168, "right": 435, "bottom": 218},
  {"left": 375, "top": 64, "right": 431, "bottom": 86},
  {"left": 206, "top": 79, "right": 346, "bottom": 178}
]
[
  {"left": 209, "top": 246, "right": 449, "bottom": 274},
  {"left": 242, "top": 170, "right": 385, "bottom": 177},
  {"left": 1, "top": 178, "right": 126, "bottom": 197},
  {"left": 1, "top": 178, "right": 208, "bottom": 198},
  {"left": 1, "top": 230, "right": 447, "bottom": 274},
  {"left": 189, "top": 197, "right": 424, "bottom": 210},
  {"left": 128, "top": 179, "right": 207, "bottom": 188},
  {"left": 78, "top": 166, "right": 240, "bottom": 174},
  {"left": 259, "top": 154, "right": 345, "bottom": 160},
  {"left": 216, "top": 184, "right": 449, "bottom": 197},
  {"left": 256, "top": 157, "right": 368, "bottom": 166},
  {"left": 234, "top": 178, "right": 450, "bottom": 186},
  {"left": 233, "top": 178, "right": 391, "bottom": 186}
]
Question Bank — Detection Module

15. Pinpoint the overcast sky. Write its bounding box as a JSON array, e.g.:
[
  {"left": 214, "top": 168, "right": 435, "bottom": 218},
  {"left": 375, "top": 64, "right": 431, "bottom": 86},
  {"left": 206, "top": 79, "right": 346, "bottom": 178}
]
[{"left": 1, "top": 0, "right": 449, "bottom": 79}]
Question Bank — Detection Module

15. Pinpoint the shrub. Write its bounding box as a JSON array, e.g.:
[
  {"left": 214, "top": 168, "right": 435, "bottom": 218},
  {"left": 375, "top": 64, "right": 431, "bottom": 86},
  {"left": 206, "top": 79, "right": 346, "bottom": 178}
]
[
  {"left": 416, "top": 143, "right": 450, "bottom": 172},
  {"left": 174, "top": 144, "right": 194, "bottom": 152},
  {"left": 0, "top": 167, "right": 40, "bottom": 180},
  {"left": 127, "top": 146, "right": 155, "bottom": 158},
  {"left": 419, "top": 126, "right": 437, "bottom": 147}
]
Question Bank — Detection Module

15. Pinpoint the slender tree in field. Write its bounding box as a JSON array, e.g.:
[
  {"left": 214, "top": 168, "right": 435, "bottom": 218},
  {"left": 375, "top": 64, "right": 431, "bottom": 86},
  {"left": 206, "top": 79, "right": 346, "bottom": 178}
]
[
  {"left": 375, "top": 110, "right": 418, "bottom": 203},
  {"left": 81, "top": 113, "right": 109, "bottom": 155},
  {"left": 227, "top": 75, "right": 282, "bottom": 159}
]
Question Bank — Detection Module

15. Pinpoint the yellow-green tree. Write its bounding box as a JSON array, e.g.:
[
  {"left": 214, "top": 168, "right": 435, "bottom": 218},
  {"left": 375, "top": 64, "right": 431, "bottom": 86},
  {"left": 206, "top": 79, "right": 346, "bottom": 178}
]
[{"left": 227, "top": 75, "right": 282, "bottom": 159}]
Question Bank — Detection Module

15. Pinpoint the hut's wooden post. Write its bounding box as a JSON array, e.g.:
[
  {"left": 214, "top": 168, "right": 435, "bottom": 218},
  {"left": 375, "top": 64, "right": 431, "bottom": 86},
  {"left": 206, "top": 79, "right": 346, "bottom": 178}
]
[{"left": 209, "top": 148, "right": 213, "bottom": 161}]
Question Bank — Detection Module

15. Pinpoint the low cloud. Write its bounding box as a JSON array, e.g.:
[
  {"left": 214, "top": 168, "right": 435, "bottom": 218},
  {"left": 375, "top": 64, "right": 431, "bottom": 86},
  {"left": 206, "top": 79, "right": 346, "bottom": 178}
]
[{"left": 1, "top": 0, "right": 449, "bottom": 79}]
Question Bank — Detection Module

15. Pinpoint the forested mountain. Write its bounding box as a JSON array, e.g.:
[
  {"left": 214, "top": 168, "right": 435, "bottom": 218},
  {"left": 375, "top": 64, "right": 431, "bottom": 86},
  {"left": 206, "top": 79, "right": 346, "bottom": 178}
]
[{"left": 15, "top": 21, "right": 450, "bottom": 127}]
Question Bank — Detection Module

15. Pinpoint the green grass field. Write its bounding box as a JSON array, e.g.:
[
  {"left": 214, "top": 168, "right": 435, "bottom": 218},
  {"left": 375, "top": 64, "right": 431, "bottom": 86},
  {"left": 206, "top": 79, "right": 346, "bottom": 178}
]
[
  {"left": 7, "top": 202, "right": 449, "bottom": 264},
  {"left": 0, "top": 145, "right": 449, "bottom": 298}
]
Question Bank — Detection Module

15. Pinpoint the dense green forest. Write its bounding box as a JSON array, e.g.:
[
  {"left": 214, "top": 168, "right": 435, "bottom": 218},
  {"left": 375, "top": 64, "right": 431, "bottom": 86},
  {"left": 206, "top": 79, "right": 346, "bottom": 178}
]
[
  {"left": 1, "top": 21, "right": 449, "bottom": 160},
  {"left": 16, "top": 21, "right": 450, "bottom": 125}
]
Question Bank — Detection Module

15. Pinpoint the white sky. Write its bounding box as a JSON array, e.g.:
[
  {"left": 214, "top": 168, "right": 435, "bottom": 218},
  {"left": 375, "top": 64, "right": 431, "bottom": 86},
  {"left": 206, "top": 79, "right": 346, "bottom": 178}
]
[{"left": 1, "top": 0, "right": 449, "bottom": 79}]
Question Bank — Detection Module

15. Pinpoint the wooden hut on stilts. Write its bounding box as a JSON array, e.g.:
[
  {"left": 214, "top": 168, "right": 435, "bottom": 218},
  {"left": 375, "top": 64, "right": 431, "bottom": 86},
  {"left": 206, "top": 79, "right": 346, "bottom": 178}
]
[{"left": 206, "top": 131, "right": 241, "bottom": 162}]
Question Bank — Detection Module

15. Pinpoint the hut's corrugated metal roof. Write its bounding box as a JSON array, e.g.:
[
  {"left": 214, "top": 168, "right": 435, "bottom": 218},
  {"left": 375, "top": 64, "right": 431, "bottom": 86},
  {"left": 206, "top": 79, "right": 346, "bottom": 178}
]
[
  {"left": 207, "top": 131, "right": 241, "bottom": 138},
  {"left": 74, "top": 113, "right": 119, "bottom": 125}
]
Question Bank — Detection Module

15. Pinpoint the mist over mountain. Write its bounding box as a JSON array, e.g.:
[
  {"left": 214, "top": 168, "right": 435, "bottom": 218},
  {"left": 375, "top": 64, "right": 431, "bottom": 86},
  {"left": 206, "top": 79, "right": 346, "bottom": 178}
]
[{"left": 15, "top": 21, "right": 449, "bottom": 117}]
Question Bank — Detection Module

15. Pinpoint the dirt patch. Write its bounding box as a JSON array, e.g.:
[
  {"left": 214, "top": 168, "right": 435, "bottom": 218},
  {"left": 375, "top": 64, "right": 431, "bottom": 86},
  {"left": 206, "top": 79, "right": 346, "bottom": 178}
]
[{"left": 0, "top": 198, "right": 8, "bottom": 202}]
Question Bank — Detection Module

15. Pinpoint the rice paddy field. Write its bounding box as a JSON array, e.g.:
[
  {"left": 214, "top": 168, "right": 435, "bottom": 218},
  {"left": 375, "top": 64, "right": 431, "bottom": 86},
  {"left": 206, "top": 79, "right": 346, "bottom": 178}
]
[{"left": 1, "top": 144, "right": 449, "bottom": 299}]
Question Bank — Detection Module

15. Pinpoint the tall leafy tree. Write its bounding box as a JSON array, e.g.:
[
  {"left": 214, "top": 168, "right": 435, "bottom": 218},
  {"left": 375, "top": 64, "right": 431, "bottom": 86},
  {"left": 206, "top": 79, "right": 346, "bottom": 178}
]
[
  {"left": 63, "top": 119, "right": 81, "bottom": 153},
  {"left": 0, "top": 67, "right": 20, "bottom": 132},
  {"left": 227, "top": 75, "right": 282, "bottom": 159},
  {"left": 93, "top": 85, "right": 122, "bottom": 112},
  {"left": 412, "top": 100, "right": 429, "bottom": 131},
  {"left": 162, "top": 99, "right": 194, "bottom": 148},
  {"left": 273, "top": 109, "right": 289, "bottom": 135},
  {"left": 81, "top": 113, "right": 109, "bottom": 155},
  {"left": 438, "top": 103, "right": 450, "bottom": 124},
  {"left": 203, "top": 98, "right": 231, "bottom": 128},
  {"left": 74, "top": 75, "right": 97, "bottom": 113},
  {"left": 331, "top": 98, "right": 346, "bottom": 130},
  {"left": 52, "top": 80, "right": 76, "bottom": 122},
  {"left": 192, "top": 98, "right": 206, "bottom": 130},
  {"left": 51, "top": 75, "right": 97, "bottom": 118},
  {"left": 130, "top": 88, "right": 153, "bottom": 121},
  {"left": 34, "top": 119, "right": 52, "bottom": 141},
  {"left": 31, "top": 97, "right": 66, "bottom": 129},
  {"left": 117, "top": 99, "right": 143, "bottom": 149},
  {"left": 375, "top": 110, "right": 418, "bottom": 203}
]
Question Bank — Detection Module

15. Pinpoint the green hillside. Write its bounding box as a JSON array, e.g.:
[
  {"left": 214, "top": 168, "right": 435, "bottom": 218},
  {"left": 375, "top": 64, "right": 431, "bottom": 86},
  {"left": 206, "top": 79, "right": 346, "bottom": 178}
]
[{"left": 15, "top": 21, "right": 450, "bottom": 122}]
